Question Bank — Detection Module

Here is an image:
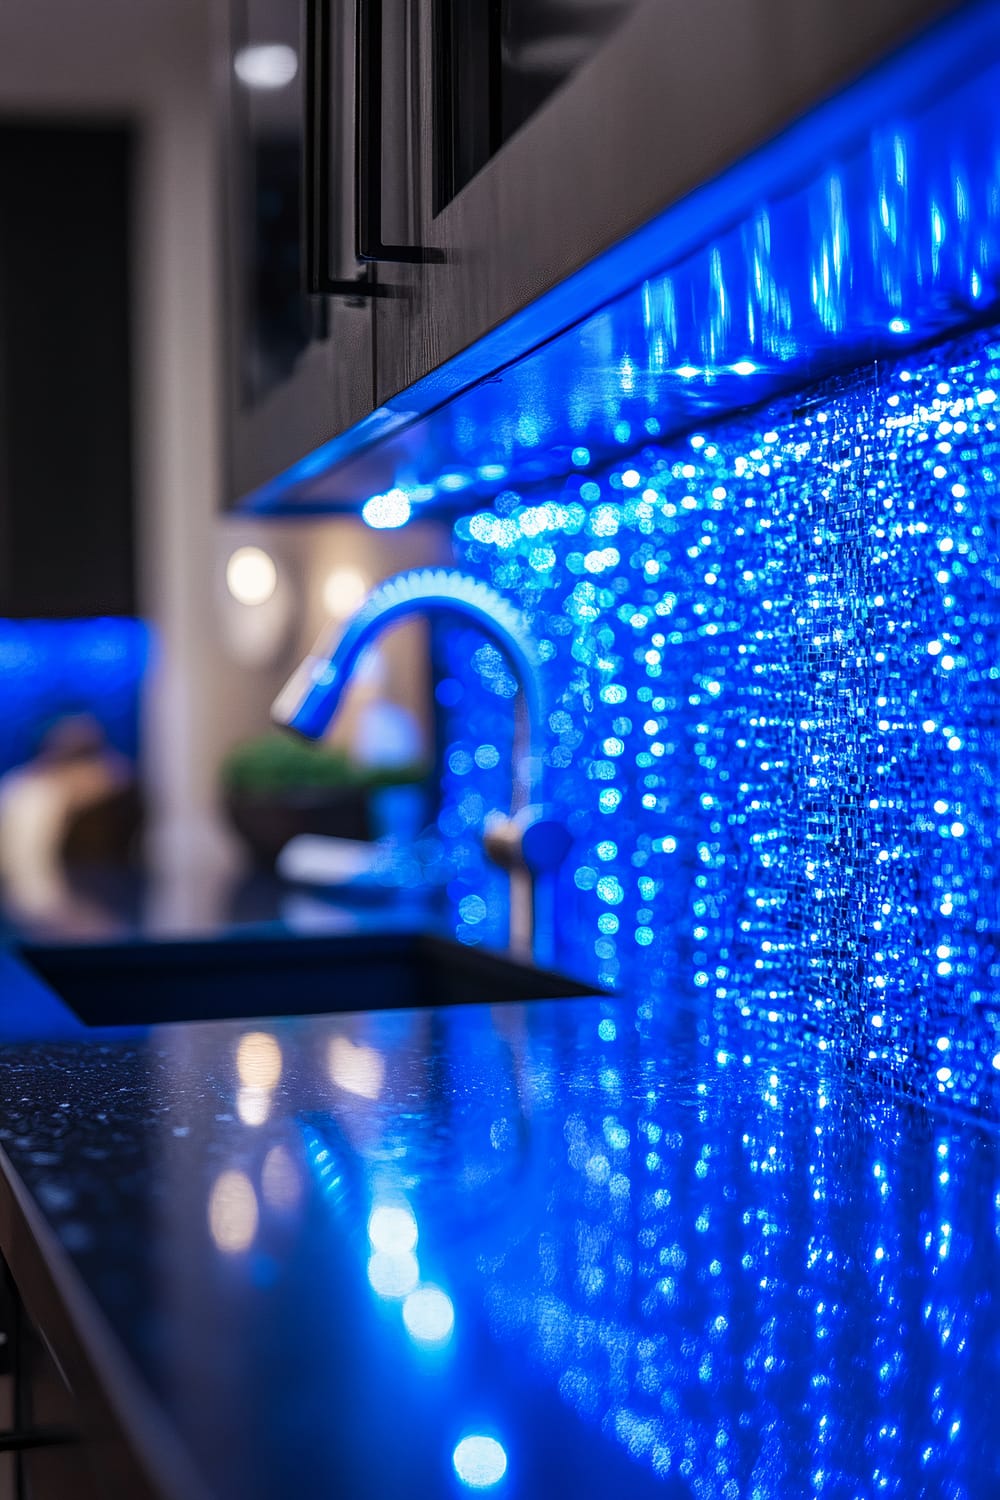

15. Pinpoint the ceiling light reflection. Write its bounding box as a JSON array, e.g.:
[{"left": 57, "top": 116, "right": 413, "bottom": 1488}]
[
  {"left": 261, "top": 1145, "right": 302, "bottom": 1211},
  {"left": 236, "top": 1086, "right": 271, "bottom": 1127},
  {"left": 328, "top": 1035, "right": 385, "bottom": 1099},
  {"left": 236, "top": 1031, "right": 283, "bottom": 1089},
  {"left": 208, "top": 1170, "right": 258, "bottom": 1254}
]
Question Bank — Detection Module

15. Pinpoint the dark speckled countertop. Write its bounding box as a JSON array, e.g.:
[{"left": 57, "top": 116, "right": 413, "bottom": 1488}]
[{"left": 1, "top": 906, "right": 999, "bottom": 1499}]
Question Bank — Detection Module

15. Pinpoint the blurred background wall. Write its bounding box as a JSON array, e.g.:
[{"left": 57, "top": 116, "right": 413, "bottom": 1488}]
[{"left": 0, "top": 0, "right": 447, "bottom": 926}]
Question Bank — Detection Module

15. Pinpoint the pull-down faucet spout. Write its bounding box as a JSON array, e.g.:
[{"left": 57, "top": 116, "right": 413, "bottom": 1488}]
[{"left": 271, "top": 569, "right": 570, "bottom": 965}]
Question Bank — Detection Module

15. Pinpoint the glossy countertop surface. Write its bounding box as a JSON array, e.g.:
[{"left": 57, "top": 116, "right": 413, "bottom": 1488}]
[{"left": 1, "top": 926, "right": 999, "bottom": 1500}]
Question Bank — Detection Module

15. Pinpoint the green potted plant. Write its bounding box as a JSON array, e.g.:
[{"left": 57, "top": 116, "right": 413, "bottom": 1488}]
[{"left": 220, "top": 733, "right": 427, "bottom": 868}]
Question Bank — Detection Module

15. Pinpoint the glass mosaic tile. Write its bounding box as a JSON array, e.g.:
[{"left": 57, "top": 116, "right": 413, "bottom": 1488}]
[{"left": 438, "top": 323, "right": 1000, "bottom": 1115}]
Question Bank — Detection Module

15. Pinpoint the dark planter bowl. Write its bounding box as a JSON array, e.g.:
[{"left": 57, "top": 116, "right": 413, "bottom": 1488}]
[{"left": 224, "top": 787, "right": 373, "bottom": 869}]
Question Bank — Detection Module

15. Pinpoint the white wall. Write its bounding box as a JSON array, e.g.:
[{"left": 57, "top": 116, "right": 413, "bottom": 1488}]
[{"left": 0, "top": 0, "right": 239, "bottom": 898}]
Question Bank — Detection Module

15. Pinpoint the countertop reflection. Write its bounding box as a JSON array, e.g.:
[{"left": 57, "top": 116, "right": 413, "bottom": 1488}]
[{"left": 0, "top": 962, "right": 997, "bottom": 1498}]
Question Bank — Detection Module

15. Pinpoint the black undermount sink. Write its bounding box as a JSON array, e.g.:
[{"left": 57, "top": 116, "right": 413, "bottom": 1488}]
[{"left": 18, "top": 931, "right": 597, "bottom": 1028}]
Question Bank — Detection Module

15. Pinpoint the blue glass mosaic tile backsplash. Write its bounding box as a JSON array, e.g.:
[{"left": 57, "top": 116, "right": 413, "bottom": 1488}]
[{"left": 435, "top": 323, "right": 1000, "bottom": 1113}]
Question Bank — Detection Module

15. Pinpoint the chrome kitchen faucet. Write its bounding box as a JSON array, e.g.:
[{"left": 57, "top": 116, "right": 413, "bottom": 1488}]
[{"left": 271, "top": 569, "right": 570, "bottom": 965}]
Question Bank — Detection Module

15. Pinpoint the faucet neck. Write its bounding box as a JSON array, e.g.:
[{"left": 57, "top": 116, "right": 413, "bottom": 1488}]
[
  {"left": 271, "top": 567, "right": 567, "bottom": 965},
  {"left": 273, "top": 570, "right": 544, "bottom": 787}
]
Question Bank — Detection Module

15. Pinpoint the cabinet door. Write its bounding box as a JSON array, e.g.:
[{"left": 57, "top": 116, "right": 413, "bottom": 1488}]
[
  {"left": 220, "top": 0, "right": 375, "bottom": 508},
  {"left": 0, "top": 124, "right": 136, "bottom": 616},
  {"left": 374, "top": 0, "right": 954, "bottom": 408}
]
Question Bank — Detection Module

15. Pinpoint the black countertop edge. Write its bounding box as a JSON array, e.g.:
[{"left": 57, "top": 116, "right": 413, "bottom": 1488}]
[
  {"left": 0, "top": 1137, "right": 212, "bottom": 1500},
  {"left": 0, "top": 945, "right": 202, "bottom": 1494}
]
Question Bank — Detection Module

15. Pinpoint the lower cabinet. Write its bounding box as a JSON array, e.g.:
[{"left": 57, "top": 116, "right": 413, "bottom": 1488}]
[{"left": 1, "top": 1258, "right": 101, "bottom": 1500}]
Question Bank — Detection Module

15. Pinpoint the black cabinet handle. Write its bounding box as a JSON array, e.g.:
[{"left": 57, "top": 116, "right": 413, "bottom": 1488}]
[
  {"left": 0, "top": 1427, "right": 77, "bottom": 1453},
  {"left": 357, "top": 0, "right": 444, "bottom": 264},
  {"left": 304, "top": 0, "right": 391, "bottom": 295}
]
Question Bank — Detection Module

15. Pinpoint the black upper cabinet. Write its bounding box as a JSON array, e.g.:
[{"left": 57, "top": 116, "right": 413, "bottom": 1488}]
[
  {"left": 375, "top": 0, "right": 956, "bottom": 407},
  {"left": 432, "top": 0, "right": 637, "bottom": 215},
  {"left": 222, "top": 0, "right": 958, "bottom": 510},
  {"left": 220, "top": 0, "right": 643, "bottom": 509},
  {"left": 219, "top": 0, "right": 376, "bottom": 508},
  {"left": 0, "top": 123, "right": 136, "bottom": 617}
]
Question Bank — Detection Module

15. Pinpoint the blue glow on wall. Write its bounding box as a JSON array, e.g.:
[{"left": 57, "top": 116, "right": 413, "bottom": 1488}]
[
  {"left": 0, "top": 618, "right": 151, "bottom": 775},
  {"left": 437, "top": 323, "right": 999, "bottom": 1114}
]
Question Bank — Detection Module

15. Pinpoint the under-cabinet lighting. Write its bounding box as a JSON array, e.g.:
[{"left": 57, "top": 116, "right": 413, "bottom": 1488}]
[{"left": 362, "top": 490, "right": 411, "bottom": 529}]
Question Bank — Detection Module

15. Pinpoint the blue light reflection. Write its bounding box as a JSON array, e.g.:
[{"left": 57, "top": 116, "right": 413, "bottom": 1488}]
[
  {"left": 402, "top": 1286, "right": 455, "bottom": 1346},
  {"left": 289, "top": 1001, "right": 1000, "bottom": 1496},
  {"left": 453, "top": 1436, "right": 508, "bottom": 1489}
]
